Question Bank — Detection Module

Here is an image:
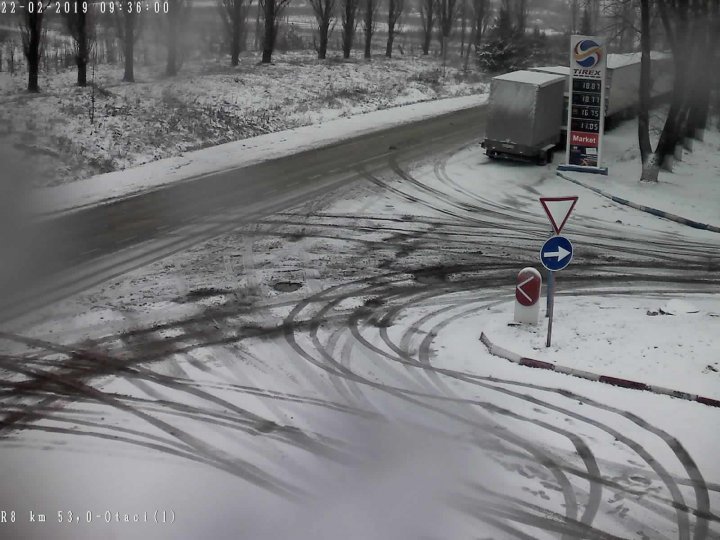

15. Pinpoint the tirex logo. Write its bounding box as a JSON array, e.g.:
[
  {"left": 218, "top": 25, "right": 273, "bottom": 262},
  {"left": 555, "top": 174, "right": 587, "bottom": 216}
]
[
  {"left": 573, "top": 39, "right": 602, "bottom": 68},
  {"left": 570, "top": 131, "right": 599, "bottom": 146}
]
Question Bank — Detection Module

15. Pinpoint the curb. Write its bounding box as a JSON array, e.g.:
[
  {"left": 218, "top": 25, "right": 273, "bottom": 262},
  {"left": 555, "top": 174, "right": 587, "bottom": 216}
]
[
  {"left": 556, "top": 172, "right": 720, "bottom": 234},
  {"left": 479, "top": 332, "right": 720, "bottom": 408}
]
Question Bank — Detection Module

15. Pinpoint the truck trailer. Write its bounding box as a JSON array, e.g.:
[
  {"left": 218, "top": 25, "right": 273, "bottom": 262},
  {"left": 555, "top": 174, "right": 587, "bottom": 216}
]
[
  {"left": 606, "top": 52, "right": 673, "bottom": 126},
  {"left": 528, "top": 65, "right": 571, "bottom": 135},
  {"left": 481, "top": 70, "right": 566, "bottom": 164}
]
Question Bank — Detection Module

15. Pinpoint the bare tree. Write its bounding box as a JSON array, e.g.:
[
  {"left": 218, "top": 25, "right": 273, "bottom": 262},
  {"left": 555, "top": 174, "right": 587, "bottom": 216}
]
[
  {"left": 19, "top": 4, "right": 48, "bottom": 92},
  {"left": 254, "top": 1, "right": 262, "bottom": 49},
  {"left": 361, "top": 0, "right": 379, "bottom": 58},
  {"left": 386, "top": 0, "right": 405, "bottom": 57},
  {"left": 218, "top": 0, "right": 253, "bottom": 66},
  {"left": 437, "top": 0, "right": 460, "bottom": 56},
  {"left": 569, "top": 0, "right": 579, "bottom": 33},
  {"left": 341, "top": 0, "right": 360, "bottom": 58},
  {"left": 309, "top": 0, "right": 336, "bottom": 59},
  {"left": 606, "top": 0, "right": 639, "bottom": 52},
  {"left": 515, "top": 0, "right": 527, "bottom": 35},
  {"left": 166, "top": 0, "right": 191, "bottom": 75},
  {"left": 459, "top": 0, "right": 467, "bottom": 55},
  {"left": 637, "top": 0, "right": 651, "bottom": 164},
  {"left": 63, "top": 4, "right": 95, "bottom": 86},
  {"left": 471, "top": 0, "right": 489, "bottom": 52},
  {"left": 260, "top": 0, "right": 292, "bottom": 63},
  {"left": 638, "top": 0, "right": 712, "bottom": 182},
  {"left": 685, "top": 0, "right": 718, "bottom": 139},
  {"left": 577, "top": 0, "right": 599, "bottom": 34},
  {"left": 115, "top": 7, "right": 142, "bottom": 82},
  {"left": 419, "top": 0, "right": 437, "bottom": 55},
  {"left": 579, "top": 3, "right": 593, "bottom": 34}
]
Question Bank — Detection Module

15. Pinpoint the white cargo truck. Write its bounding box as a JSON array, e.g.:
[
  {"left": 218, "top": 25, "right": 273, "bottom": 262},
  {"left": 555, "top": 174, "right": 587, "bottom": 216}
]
[
  {"left": 528, "top": 65, "right": 571, "bottom": 135},
  {"left": 481, "top": 70, "right": 566, "bottom": 165}
]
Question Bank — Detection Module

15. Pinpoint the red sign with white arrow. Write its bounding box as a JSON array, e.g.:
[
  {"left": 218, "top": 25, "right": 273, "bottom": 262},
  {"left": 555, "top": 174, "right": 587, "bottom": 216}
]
[
  {"left": 516, "top": 269, "right": 541, "bottom": 306},
  {"left": 540, "top": 196, "right": 578, "bottom": 234}
]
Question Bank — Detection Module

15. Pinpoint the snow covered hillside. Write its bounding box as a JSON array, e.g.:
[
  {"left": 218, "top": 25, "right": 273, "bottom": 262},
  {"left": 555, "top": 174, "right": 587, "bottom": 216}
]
[{"left": 0, "top": 51, "right": 488, "bottom": 188}]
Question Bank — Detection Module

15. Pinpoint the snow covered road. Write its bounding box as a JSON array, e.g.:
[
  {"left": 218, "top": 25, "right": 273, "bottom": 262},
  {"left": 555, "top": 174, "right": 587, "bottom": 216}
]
[{"left": 1, "top": 118, "right": 719, "bottom": 539}]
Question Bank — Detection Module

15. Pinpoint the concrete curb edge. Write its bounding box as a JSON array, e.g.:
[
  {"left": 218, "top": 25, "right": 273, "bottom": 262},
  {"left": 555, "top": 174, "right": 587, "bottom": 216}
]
[{"left": 479, "top": 332, "right": 720, "bottom": 408}]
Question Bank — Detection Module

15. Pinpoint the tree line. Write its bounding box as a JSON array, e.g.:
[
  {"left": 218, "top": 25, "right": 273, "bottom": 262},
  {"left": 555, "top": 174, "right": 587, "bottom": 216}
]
[
  {"left": 8, "top": 0, "right": 558, "bottom": 92},
  {"left": 636, "top": 0, "right": 719, "bottom": 182}
]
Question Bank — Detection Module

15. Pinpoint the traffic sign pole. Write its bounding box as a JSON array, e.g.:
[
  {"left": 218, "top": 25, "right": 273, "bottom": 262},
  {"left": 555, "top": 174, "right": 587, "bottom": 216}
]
[
  {"left": 546, "top": 272, "right": 555, "bottom": 347},
  {"left": 538, "top": 196, "right": 578, "bottom": 348},
  {"left": 545, "top": 229, "right": 554, "bottom": 318},
  {"left": 546, "top": 267, "right": 553, "bottom": 318},
  {"left": 540, "top": 236, "right": 572, "bottom": 347}
]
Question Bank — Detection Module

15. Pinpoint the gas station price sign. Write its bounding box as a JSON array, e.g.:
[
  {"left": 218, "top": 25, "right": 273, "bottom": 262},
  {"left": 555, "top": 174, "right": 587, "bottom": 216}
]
[{"left": 565, "top": 35, "right": 607, "bottom": 171}]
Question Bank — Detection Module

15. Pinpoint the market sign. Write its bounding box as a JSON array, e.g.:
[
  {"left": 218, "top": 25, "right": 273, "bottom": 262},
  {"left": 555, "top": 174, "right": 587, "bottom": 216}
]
[{"left": 559, "top": 35, "right": 608, "bottom": 175}]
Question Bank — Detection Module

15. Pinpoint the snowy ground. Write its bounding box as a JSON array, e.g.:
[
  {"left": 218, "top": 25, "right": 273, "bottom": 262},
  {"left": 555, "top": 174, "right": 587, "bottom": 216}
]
[
  {"left": 0, "top": 100, "right": 719, "bottom": 539},
  {"left": 0, "top": 51, "right": 488, "bottom": 189},
  {"left": 560, "top": 111, "right": 720, "bottom": 228},
  {"left": 467, "top": 294, "right": 720, "bottom": 398}
]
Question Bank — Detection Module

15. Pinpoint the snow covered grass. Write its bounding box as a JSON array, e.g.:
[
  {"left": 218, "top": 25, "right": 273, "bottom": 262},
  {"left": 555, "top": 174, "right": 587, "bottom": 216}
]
[
  {"left": 456, "top": 294, "right": 720, "bottom": 398},
  {"left": 29, "top": 93, "right": 485, "bottom": 215},
  {"left": 0, "top": 50, "right": 488, "bottom": 188}
]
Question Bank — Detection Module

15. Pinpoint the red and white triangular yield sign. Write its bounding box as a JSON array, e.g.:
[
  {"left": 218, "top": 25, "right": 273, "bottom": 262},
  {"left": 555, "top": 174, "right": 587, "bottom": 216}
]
[{"left": 540, "top": 196, "right": 578, "bottom": 234}]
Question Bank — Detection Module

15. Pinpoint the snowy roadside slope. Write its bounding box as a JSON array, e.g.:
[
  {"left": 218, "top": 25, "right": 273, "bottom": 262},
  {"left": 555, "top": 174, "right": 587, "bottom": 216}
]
[
  {"left": 0, "top": 52, "right": 488, "bottom": 188},
  {"left": 30, "top": 94, "right": 486, "bottom": 216},
  {"left": 559, "top": 116, "right": 720, "bottom": 229}
]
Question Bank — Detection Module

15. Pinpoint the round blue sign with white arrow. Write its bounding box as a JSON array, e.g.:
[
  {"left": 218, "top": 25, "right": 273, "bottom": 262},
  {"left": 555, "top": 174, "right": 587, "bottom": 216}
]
[{"left": 540, "top": 235, "right": 574, "bottom": 271}]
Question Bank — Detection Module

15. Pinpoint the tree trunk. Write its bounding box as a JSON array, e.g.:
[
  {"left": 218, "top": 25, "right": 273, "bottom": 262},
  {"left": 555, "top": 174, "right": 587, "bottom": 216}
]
[
  {"left": 73, "top": 12, "right": 89, "bottom": 86},
  {"left": 386, "top": 0, "right": 394, "bottom": 60},
  {"left": 166, "top": 10, "right": 179, "bottom": 76},
  {"left": 651, "top": 0, "right": 691, "bottom": 169},
  {"left": 77, "top": 55, "right": 88, "bottom": 86},
  {"left": 422, "top": 26, "right": 432, "bottom": 55},
  {"left": 459, "top": 0, "right": 466, "bottom": 56},
  {"left": 640, "top": 152, "right": 661, "bottom": 183},
  {"left": 342, "top": 26, "right": 352, "bottom": 58},
  {"left": 342, "top": 0, "right": 357, "bottom": 59},
  {"left": 262, "top": 0, "right": 275, "bottom": 63},
  {"left": 637, "top": 0, "right": 651, "bottom": 167},
  {"left": 421, "top": 0, "right": 433, "bottom": 55},
  {"left": 24, "top": 12, "right": 43, "bottom": 92},
  {"left": 254, "top": 2, "right": 262, "bottom": 49},
  {"left": 686, "top": 2, "right": 714, "bottom": 139},
  {"left": 28, "top": 53, "right": 40, "bottom": 93},
  {"left": 473, "top": 0, "right": 484, "bottom": 52},
  {"left": 123, "top": 14, "right": 135, "bottom": 82},
  {"left": 318, "top": 22, "right": 329, "bottom": 59},
  {"left": 363, "top": 0, "right": 373, "bottom": 58},
  {"left": 231, "top": 9, "right": 241, "bottom": 66}
]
